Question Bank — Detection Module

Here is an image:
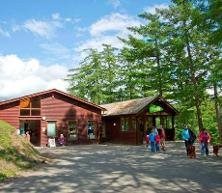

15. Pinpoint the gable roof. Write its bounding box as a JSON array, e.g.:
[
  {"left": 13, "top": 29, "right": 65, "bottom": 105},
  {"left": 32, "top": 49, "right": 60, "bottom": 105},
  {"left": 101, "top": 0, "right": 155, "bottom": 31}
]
[
  {"left": 0, "top": 89, "right": 105, "bottom": 110},
  {"left": 100, "top": 96, "right": 178, "bottom": 116}
]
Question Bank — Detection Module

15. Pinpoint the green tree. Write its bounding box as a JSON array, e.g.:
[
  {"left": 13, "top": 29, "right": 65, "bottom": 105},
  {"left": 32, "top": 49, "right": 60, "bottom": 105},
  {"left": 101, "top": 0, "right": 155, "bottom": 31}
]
[
  {"left": 207, "top": 0, "right": 222, "bottom": 45},
  {"left": 100, "top": 44, "right": 119, "bottom": 103},
  {"left": 67, "top": 45, "right": 120, "bottom": 104},
  {"left": 193, "top": 0, "right": 222, "bottom": 141},
  {"left": 67, "top": 48, "right": 104, "bottom": 104},
  {"left": 118, "top": 46, "right": 149, "bottom": 100},
  {"left": 162, "top": 0, "right": 213, "bottom": 131},
  {"left": 120, "top": 11, "right": 171, "bottom": 97}
]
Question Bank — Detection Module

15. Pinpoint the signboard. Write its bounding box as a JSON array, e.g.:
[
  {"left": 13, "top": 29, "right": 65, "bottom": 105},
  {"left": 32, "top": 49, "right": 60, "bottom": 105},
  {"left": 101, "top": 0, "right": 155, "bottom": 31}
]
[
  {"left": 149, "top": 104, "right": 163, "bottom": 113},
  {"left": 48, "top": 138, "right": 56, "bottom": 148},
  {"left": 89, "top": 133, "right": 95, "bottom": 139},
  {"left": 20, "top": 98, "right": 30, "bottom": 108}
]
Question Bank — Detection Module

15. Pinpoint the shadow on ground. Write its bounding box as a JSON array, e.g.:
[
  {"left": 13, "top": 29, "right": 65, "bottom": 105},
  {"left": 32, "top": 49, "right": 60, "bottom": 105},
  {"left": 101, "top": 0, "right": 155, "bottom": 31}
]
[{"left": 1, "top": 142, "right": 222, "bottom": 193}]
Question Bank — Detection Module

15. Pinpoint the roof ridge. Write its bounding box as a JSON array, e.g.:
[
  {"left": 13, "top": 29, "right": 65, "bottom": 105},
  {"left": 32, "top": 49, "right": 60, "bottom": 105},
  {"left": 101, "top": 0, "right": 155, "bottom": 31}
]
[
  {"left": 100, "top": 95, "right": 157, "bottom": 106},
  {"left": 0, "top": 88, "right": 105, "bottom": 110}
]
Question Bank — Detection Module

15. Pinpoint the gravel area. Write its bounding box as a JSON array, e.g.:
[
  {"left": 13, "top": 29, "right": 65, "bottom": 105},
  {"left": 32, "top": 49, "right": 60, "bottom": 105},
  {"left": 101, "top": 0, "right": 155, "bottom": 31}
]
[{"left": 1, "top": 142, "right": 222, "bottom": 193}]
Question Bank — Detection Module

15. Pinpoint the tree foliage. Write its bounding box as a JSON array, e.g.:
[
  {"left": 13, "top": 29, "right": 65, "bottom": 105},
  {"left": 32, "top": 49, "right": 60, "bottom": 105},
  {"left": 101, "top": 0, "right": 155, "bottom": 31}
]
[{"left": 66, "top": 0, "right": 222, "bottom": 142}]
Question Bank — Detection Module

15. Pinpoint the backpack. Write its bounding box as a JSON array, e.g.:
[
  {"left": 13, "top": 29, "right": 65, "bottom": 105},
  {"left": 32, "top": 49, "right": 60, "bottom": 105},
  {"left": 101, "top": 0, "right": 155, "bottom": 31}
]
[
  {"left": 189, "top": 129, "right": 196, "bottom": 143},
  {"left": 182, "top": 129, "right": 190, "bottom": 141}
]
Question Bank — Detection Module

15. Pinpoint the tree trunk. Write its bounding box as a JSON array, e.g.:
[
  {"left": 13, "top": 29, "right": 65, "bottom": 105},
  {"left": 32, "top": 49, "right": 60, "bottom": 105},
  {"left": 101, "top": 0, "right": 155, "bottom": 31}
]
[
  {"left": 154, "top": 39, "right": 163, "bottom": 96},
  {"left": 213, "top": 82, "right": 222, "bottom": 143},
  {"left": 184, "top": 27, "right": 204, "bottom": 131},
  {"left": 194, "top": 96, "right": 204, "bottom": 131}
]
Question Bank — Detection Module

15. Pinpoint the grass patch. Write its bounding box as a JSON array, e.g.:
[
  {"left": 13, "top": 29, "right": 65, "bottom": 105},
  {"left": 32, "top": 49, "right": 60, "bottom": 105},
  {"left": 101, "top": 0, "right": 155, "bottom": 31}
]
[
  {"left": 0, "top": 120, "right": 47, "bottom": 182},
  {"left": 0, "top": 120, "right": 14, "bottom": 148}
]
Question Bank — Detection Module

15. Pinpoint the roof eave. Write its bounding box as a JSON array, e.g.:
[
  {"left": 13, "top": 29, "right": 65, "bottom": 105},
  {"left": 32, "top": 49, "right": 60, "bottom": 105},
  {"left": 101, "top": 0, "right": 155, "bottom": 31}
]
[{"left": 0, "top": 89, "right": 105, "bottom": 111}]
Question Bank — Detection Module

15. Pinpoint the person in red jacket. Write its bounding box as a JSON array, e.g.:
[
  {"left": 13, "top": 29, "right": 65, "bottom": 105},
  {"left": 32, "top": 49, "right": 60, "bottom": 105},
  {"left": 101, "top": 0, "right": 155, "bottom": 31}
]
[
  {"left": 198, "top": 128, "right": 211, "bottom": 156},
  {"left": 155, "top": 132, "right": 160, "bottom": 151}
]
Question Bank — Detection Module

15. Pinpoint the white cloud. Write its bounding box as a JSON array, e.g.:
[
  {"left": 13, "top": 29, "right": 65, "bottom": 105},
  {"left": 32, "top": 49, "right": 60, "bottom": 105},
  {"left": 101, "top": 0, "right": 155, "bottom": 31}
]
[
  {"left": 52, "top": 13, "right": 61, "bottom": 20},
  {"left": 76, "top": 13, "right": 141, "bottom": 51},
  {"left": 144, "top": 4, "right": 168, "bottom": 14},
  {"left": 90, "top": 13, "right": 140, "bottom": 37},
  {"left": 24, "top": 19, "right": 58, "bottom": 38},
  {"left": 23, "top": 13, "right": 79, "bottom": 38},
  {"left": 0, "top": 55, "right": 68, "bottom": 99},
  {"left": 12, "top": 24, "right": 22, "bottom": 32},
  {"left": 76, "top": 35, "right": 122, "bottom": 52},
  {"left": 0, "top": 26, "right": 10, "bottom": 37},
  {"left": 51, "top": 13, "right": 80, "bottom": 23},
  {"left": 40, "top": 43, "right": 72, "bottom": 60},
  {"left": 108, "top": 0, "right": 121, "bottom": 8}
]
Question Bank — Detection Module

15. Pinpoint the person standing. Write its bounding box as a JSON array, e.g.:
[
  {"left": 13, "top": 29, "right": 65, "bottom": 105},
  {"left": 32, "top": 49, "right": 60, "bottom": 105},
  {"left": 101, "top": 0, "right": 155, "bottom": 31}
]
[
  {"left": 159, "top": 125, "right": 166, "bottom": 151},
  {"left": 182, "top": 126, "right": 196, "bottom": 156},
  {"left": 149, "top": 128, "right": 157, "bottom": 152},
  {"left": 144, "top": 133, "right": 150, "bottom": 150},
  {"left": 25, "top": 131, "right": 30, "bottom": 142},
  {"left": 198, "top": 128, "right": 211, "bottom": 156},
  {"left": 182, "top": 126, "right": 191, "bottom": 156},
  {"left": 155, "top": 132, "right": 160, "bottom": 151},
  {"left": 58, "top": 133, "right": 65, "bottom": 146}
]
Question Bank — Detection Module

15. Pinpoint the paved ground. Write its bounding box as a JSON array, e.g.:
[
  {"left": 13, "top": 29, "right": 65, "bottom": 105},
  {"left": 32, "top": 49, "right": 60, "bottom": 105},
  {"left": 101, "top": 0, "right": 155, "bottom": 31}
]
[{"left": 1, "top": 142, "right": 222, "bottom": 193}]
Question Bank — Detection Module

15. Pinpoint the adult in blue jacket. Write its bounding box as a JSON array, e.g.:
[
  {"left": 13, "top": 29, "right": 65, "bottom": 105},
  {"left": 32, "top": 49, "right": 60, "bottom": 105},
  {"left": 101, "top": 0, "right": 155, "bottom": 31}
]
[{"left": 182, "top": 126, "right": 190, "bottom": 156}]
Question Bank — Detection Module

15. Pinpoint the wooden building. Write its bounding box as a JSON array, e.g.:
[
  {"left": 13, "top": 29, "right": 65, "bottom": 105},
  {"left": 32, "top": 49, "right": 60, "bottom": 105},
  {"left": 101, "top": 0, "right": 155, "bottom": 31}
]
[
  {"left": 0, "top": 89, "right": 105, "bottom": 146},
  {"left": 101, "top": 96, "right": 178, "bottom": 145}
]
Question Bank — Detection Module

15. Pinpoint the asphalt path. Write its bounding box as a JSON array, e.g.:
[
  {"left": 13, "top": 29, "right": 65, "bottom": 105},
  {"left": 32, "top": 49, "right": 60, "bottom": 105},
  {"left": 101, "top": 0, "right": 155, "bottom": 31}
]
[{"left": 1, "top": 142, "right": 222, "bottom": 193}]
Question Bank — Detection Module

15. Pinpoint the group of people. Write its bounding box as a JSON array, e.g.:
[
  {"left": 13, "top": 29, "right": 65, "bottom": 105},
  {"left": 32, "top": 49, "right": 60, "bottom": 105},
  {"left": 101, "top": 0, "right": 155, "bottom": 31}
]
[
  {"left": 145, "top": 124, "right": 212, "bottom": 156},
  {"left": 182, "top": 126, "right": 211, "bottom": 157},
  {"left": 145, "top": 125, "right": 166, "bottom": 152}
]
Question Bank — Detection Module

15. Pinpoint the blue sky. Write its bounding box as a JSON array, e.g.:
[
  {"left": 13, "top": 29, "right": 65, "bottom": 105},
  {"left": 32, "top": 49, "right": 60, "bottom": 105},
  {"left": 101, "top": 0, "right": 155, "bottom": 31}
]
[{"left": 0, "top": 0, "right": 169, "bottom": 99}]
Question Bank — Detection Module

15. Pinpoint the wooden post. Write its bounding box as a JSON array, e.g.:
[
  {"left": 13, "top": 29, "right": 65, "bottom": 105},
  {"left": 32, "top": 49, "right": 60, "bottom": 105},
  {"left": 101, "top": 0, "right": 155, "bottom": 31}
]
[{"left": 172, "top": 116, "right": 175, "bottom": 141}]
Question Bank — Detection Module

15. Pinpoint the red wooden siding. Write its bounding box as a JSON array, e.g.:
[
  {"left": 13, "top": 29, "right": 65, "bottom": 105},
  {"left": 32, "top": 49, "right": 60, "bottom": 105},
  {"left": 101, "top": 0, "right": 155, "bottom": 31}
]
[
  {"left": 41, "top": 93, "right": 102, "bottom": 145},
  {"left": 103, "top": 116, "right": 138, "bottom": 144},
  {"left": 0, "top": 102, "right": 20, "bottom": 129},
  {"left": 0, "top": 90, "right": 103, "bottom": 146}
]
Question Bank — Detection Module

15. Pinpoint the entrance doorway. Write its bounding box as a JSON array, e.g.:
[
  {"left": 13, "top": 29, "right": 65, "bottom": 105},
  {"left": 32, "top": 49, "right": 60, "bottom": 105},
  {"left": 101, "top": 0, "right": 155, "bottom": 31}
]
[{"left": 19, "top": 120, "right": 41, "bottom": 146}]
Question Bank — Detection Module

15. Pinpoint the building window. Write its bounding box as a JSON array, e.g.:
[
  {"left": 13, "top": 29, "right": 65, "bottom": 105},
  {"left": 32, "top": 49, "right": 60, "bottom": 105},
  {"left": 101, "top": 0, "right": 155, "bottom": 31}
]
[
  {"left": 131, "top": 118, "right": 137, "bottom": 131},
  {"left": 68, "top": 121, "right": 77, "bottom": 141},
  {"left": 20, "top": 97, "right": 41, "bottom": 116},
  {"left": 47, "top": 122, "right": 56, "bottom": 137},
  {"left": 88, "top": 121, "right": 95, "bottom": 139},
  {"left": 121, "top": 117, "right": 129, "bottom": 132}
]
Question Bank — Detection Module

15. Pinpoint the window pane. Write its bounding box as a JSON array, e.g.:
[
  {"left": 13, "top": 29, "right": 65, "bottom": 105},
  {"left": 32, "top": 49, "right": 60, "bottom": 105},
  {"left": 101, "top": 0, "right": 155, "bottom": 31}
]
[
  {"left": 88, "top": 121, "right": 95, "bottom": 139},
  {"left": 125, "top": 118, "right": 129, "bottom": 131},
  {"left": 132, "top": 118, "right": 136, "bottom": 131},
  {"left": 31, "top": 98, "right": 40, "bottom": 108},
  {"left": 47, "top": 122, "right": 56, "bottom": 137},
  {"left": 121, "top": 118, "right": 124, "bottom": 131},
  {"left": 20, "top": 109, "right": 30, "bottom": 116},
  {"left": 121, "top": 117, "right": 129, "bottom": 132},
  {"left": 68, "top": 121, "right": 77, "bottom": 141},
  {"left": 31, "top": 109, "right": 40, "bottom": 116}
]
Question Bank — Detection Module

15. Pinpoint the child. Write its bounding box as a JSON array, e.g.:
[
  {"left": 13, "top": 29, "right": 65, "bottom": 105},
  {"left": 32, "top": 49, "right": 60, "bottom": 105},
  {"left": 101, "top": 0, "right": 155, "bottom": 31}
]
[
  {"left": 149, "top": 129, "right": 156, "bottom": 152},
  {"left": 145, "top": 134, "right": 150, "bottom": 150},
  {"left": 58, "top": 133, "right": 65, "bottom": 146},
  {"left": 25, "top": 131, "right": 30, "bottom": 142},
  {"left": 155, "top": 133, "right": 160, "bottom": 152},
  {"left": 159, "top": 125, "right": 166, "bottom": 151}
]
